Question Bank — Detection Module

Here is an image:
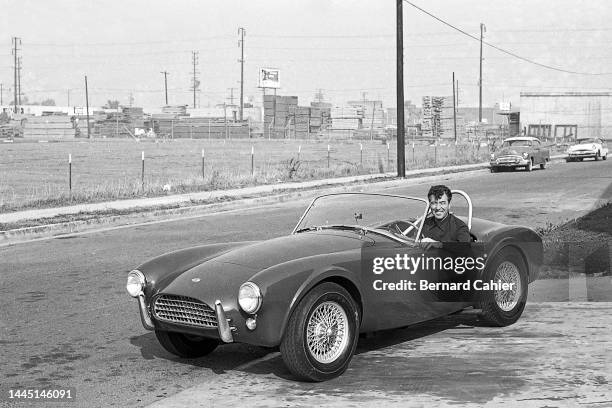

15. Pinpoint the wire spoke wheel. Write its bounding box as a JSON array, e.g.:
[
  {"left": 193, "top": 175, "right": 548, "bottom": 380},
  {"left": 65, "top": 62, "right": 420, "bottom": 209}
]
[
  {"left": 306, "top": 301, "right": 349, "bottom": 364},
  {"left": 493, "top": 261, "right": 522, "bottom": 312}
]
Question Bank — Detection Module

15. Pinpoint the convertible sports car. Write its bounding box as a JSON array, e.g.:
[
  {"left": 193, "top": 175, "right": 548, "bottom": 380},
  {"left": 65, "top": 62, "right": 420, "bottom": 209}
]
[{"left": 127, "top": 191, "right": 542, "bottom": 381}]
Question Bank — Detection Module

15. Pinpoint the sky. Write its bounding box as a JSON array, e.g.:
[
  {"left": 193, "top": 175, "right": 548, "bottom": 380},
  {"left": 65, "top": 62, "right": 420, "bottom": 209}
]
[{"left": 1, "top": 0, "right": 611, "bottom": 110}]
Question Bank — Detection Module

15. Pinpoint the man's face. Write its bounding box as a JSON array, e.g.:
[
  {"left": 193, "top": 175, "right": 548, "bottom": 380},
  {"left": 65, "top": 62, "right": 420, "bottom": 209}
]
[{"left": 428, "top": 193, "right": 450, "bottom": 220}]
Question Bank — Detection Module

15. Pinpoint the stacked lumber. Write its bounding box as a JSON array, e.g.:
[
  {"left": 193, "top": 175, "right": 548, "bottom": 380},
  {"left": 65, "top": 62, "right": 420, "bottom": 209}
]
[
  {"left": 23, "top": 115, "right": 75, "bottom": 139},
  {"left": 422, "top": 96, "right": 453, "bottom": 139},
  {"left": 154, "top": 116, "right": 250, "bottom": 139},
  {"left": 162, "top": 105, "right": 188, "bottom": 116},
  {"left": 93, "top": 111, "right": 134, "bottom": 138},
  {"left": 263, "top": 95, "right": 298, "bottom": 134}
]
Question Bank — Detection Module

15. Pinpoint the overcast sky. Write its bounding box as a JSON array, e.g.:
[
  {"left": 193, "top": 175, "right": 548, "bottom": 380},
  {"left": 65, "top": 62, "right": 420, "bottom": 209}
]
[{"left": 2, "top": 0, "right": 611, "bottom": 110}]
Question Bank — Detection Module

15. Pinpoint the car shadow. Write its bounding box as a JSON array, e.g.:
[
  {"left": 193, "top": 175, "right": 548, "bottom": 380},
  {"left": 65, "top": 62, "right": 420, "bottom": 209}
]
[{"left": 130, "top": 311, "right": 483, "bottom": 381}]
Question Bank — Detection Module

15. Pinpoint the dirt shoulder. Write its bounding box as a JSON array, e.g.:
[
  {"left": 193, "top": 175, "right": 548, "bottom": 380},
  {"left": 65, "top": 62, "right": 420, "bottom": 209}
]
[{"left": 539, "top": 202, "right": 611, "bottom": 279}]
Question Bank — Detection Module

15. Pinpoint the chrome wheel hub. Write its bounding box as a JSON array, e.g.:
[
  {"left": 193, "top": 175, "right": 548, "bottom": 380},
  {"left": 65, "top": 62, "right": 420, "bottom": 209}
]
[
  {"left": 494, "top": 261, "right": 522, "bottom": 311},
  {"left": 306, "top": 301, "right": 349, "bottom": 364}
]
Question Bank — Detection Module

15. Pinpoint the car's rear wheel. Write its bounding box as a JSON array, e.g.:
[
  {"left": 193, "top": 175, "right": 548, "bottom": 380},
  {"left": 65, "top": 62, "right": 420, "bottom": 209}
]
[
  {"left": 280, "top": 282, "right": 359, "bottom": 382},
  {"left": 478, "top": 247, "right": 528, "bottom": 327},
  {"left": 155, "top": 330, "right": 218, "bottom": 358},
  {"left": 540, "top": 160, "right": 547, "bottom": 169}
]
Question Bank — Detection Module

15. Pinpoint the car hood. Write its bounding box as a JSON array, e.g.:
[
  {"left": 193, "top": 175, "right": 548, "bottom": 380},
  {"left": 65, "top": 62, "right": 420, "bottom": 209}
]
[
  {"left": 568, "top": 143, "right": 597, "bottom": 151},
  {"left": 158, "top": 230, "right": 373, "bottom": 300},
  {"left": 495, "top": 146, "right": 530, "bottom": 156}
]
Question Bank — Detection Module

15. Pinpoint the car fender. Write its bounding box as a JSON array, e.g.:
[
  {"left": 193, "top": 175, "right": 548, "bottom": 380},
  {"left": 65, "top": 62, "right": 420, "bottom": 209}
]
[
  {"left": 243, "top": 250, "right": 364, "bottom": 347},
  {"left": 478, "top": 229, "right": 543, "bottom": 283}
]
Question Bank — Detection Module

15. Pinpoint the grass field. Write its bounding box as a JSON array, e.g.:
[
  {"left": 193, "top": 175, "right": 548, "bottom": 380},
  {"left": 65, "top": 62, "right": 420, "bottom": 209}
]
[{"left": 0, "top": 138, "right": 492, "bottom": 212}]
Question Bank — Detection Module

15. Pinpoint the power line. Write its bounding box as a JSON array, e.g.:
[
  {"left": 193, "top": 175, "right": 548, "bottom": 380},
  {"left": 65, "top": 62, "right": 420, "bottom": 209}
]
[{"left": 402, "top": 0, "right": 612, "bottom": 76}]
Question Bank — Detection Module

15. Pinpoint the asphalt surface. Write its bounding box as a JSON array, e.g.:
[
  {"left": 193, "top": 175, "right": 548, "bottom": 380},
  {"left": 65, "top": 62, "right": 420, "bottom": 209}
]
[{"left": 0, "top": 158, "right": 611, "bottom": 407}]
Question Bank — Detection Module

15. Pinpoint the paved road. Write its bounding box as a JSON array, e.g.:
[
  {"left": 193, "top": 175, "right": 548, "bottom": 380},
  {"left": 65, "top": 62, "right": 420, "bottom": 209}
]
[{"left": 0, "top": 159, "right": 610, "bottom": 407}]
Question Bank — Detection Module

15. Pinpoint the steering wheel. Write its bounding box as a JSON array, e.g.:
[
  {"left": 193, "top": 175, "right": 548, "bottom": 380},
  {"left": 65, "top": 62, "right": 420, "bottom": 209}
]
[{"left": 401, "top": 216, "right": 423, "bottom": 238}]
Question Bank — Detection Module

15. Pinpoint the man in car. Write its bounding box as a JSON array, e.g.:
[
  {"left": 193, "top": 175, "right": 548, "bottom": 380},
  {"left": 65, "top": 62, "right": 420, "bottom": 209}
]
[{"left": 420, "top": 185, "right": 470, "bottom": 247}]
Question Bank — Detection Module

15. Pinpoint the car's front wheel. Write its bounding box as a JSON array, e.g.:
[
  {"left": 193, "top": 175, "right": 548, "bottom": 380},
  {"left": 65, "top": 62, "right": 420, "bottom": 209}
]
[
  {"left": 155, "top": 330, "right": 218, "bottom": 358},
  {"left": 526, "top": 159, "right": 533, "bottom": 172},
  {"left": 280, "top": 282, "right": 359, "bottom": 382},
  {"left": 478, "top": 247, "right": 528, "bottom": 327}
]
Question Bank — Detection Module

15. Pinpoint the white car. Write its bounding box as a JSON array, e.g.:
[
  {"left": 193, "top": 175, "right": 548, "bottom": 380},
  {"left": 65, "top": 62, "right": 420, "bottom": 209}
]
[{"left": 566, "top": 137, "right": 608, "bottom": 162}]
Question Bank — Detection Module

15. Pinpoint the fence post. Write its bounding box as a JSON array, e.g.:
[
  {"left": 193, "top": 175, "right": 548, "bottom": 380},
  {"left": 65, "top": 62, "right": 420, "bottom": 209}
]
[
  {"left": 360, "top": 143, "right": 363, "bottom": 166},
  {"left": 141, "top": 151, "right": 145, "bottom": 189},
  {"left": 68, "top": 153, "right": 72, "bottom": 199},
  {"left": 327, "top": 144, "right": 330, "bottom": 168},
  {"left": 298, "top": 145, "right": 301, "bottom": 161},
  {"left": 387, "top": 141, "right": 390, "bottom": 170},
  {"left": 251, "top": 145, "right": 254, "bottom": 176},
  {"left": 201, "top": 148, "right": 205, "bottom": 179}
]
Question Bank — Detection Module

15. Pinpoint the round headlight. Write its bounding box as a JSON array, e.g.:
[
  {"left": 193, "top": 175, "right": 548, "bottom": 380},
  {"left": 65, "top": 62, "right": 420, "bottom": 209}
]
[
  {"left": 238, "top": 282, "right": 262, "bottom": 314},
  {"left": 126, "top": 270, "right": 146, "bottom": 297},
  {"left": 522, "top": 152, "right": 529, "bottom": 158}
]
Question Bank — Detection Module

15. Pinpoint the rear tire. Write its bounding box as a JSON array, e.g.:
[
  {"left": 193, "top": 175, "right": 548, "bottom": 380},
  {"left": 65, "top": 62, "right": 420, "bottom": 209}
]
[
  {"left": 155, "top": 330, "right": 218, "bottom": 358},
  {"left": 280, "top": 282, "right": 360, "bottom": 382},
  {"left": 540, "top": 160, "right": 546, "bottom": 169},
  {"left": 478, "top": 247, "right": 528, "bottom": 327}
]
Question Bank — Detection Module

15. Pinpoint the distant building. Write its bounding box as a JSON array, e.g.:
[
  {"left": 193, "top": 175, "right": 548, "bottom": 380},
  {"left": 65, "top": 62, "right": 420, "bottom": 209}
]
[{"left": 520, "top": 92, "right": 612, "bottom": 140}]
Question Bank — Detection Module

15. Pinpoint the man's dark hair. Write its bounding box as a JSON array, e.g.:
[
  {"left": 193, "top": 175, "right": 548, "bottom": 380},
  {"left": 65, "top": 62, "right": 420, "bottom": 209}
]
[{"left": 427, "top": 185, "right": 452, "bottom": 202}]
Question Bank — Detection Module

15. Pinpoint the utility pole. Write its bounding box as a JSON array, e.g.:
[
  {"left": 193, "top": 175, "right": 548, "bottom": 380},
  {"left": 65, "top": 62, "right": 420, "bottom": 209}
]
[
  {"left": 191, "top": 51, "right": 199, "bottom": 109},
  {"left": 396, "top": 0, "right": 406, "bottom": 177},
  {"left": 17, "top": 56, "right": 22, "bottom": 106},
  {"left": 85, "top": 75, "right": 90, "bottom": 139},
  {"left": 160, "top": 71, "right": 169, "bottom": 105},
  {"left": 452, "top": 72, "right": 457, "bottom": 143},
  {"left": 12, "top": 37, "right": 20, "bottom": 113},
  {"left": 479, "top": 23, "right": 485, "bottom": 123},
  {"left": 456, "top": 80, "right": 459, "bottom": 107},
  {"left": 238, "top": 27, "right": 246, "bottom": 121}
]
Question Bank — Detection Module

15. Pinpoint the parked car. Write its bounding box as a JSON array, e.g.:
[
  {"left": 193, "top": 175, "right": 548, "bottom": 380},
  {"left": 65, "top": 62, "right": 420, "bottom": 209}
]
[
  {"left": 566, "top": 137, "right": 608, "bottom": 162},
  {"left": 126, "top": 192, "right": 542, "bottom": 381},
  {"left": 490, "top": 136, "right": 550, "bottom": 172}
]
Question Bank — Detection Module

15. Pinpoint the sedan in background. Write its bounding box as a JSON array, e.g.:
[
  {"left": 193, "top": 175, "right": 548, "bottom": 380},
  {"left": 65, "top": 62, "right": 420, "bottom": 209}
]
[
  {"left": 490, "top": 136, "right": 550, "bottom": 172},
  {"left": 566, "top": 137, "right": 608, "bottom": 162}
]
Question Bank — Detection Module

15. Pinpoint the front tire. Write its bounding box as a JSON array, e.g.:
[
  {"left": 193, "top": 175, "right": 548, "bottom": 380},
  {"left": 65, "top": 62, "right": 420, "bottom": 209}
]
[
  {"left": 280, "top": 282, "right": 359, "bottom": 382},
  {"left": 526, "top": 159, "right": 533, "bottom": 172},
  {"left": 155, "top": 330, "right": 219, "bottom": 358},
  {"left": 478, "top": 247, "right": 528, "bottom": 327}
]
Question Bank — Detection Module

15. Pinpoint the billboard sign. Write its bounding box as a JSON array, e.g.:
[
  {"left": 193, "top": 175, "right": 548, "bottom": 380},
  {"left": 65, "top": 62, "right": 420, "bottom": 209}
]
[{"left": 259, "top": 68, "right": 280, "bottom": 89}]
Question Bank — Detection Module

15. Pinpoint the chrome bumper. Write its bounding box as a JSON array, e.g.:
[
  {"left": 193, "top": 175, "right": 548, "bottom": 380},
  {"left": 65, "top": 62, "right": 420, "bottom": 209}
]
[
  {"left": 215, "top": 300, "right": 235, "bottom": 343},
  {"left": 138, "top": 293, "right": 155, "bottom": 330},
  {"left": 137, "top": 294, "right": 235, "bottom": 343}
]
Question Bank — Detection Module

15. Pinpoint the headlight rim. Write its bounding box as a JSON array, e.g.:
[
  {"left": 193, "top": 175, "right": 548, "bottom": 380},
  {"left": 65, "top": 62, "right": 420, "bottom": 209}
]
[
  {"left": 238, "top": 281, "right": 263, "bottom": 314},
  {"left": 126, "top": 269, "right": 146, "bottom": 298}
]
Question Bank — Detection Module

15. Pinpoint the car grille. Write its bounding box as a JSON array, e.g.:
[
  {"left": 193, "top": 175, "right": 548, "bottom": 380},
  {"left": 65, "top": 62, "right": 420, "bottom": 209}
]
[{"left": 153, "top": 294, "right": 218, "bottom": 328}]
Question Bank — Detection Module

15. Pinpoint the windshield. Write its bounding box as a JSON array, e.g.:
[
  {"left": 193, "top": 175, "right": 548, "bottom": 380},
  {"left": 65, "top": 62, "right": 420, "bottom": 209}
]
[
  {"left": 293, "top": 193, "right": 429, "bottom": 240},
  {"left": 502, "top": 139, "right": 532, "bottom": 148},
  {"left": 576, "top": 138, "right": 597, "bottom": 144}
]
